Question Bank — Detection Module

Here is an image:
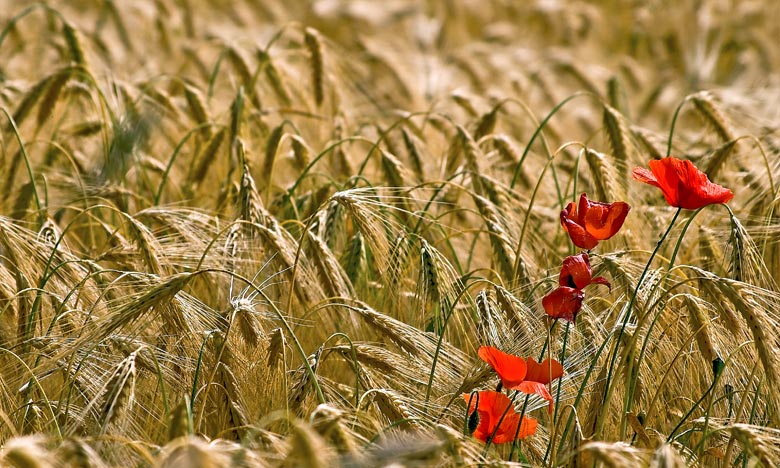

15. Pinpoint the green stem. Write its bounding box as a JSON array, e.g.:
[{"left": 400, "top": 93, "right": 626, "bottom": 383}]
[
  {"left": 542, "top": 321, "right": 570, "bottom": 465},
  {"left": 666, "top": 96, "right": 690, "bottom": 157}
]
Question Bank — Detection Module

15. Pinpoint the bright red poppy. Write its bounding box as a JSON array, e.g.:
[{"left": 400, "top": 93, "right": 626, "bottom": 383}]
[
  {"left": 515, "top": 357, "right": 565, "bottom": 413},
  {"left": 463, "top": 390, "right": 538, "bottom": 443},
  {"left": 478, "top": 347, "right": 564, "bottom": 413},
  {"left": 560, "top": 193, "right": 630, "bottom": 250},
  {"left": 542, "top": 286, "right": 584, "bottom": 323},
  {"left": 559, "top": 253, "right": 610, "bottom": 290},
  {"left": 477, "top": 346, "right": 527, "bottom": 388},
  {"left": 632, "top": 157, "right": 734, "bottom": 210}
]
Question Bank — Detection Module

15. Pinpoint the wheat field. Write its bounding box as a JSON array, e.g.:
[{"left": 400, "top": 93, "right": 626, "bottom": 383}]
[{"left": 0, "top": 0, "right": 779, "bottom": 466}]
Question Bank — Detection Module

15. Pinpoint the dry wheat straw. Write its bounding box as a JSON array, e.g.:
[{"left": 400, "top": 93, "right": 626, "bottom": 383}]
[
  {"left": 691, "top": 91, "right": 735, "bottom": 143},
  {"left": 99, "top": 350, "right": 137, "bottom": 434},
  {"left": 419, "top": 239, "right": 441, "bottom": 305},
  {"left": 36, "top": 68, "right": 71, "bottom": 127},
  {"left": 630, "top": 125, "right": 665, "bottom": 160},
  {"left": 237, "top": 157, "right": 263, "bottom": 227},
  {"left": 183, "top": 84, "right": 210, "bottom": 131},
  {"left": 225, "top": 46, "right": 253, "bottom": 90},
  {"left": 289, "top": 346, "right": 323, "bottom": 416},
  {"left": 701, "top": 139, "right": 738, "bottom": 181},
  {"left": 717, "top": 280, "right": 780, "bottom": 415},
  {"left": 158, "top": 437, "right": 230, "bottom": 468},
  {"left": 577, "top": 441, "right": 649, "bottom": 468},
  {"left": 2, "top": 436, "right": 52, "bottom": 468},
  {"left": 602, "top": 104, "right": 632, "bottom": 177},
  {"left": 256, "top": 49, "right": 291, "bottom": 107},
  {"left": 188, "top": 128, "right": 226, "bottom": 188},
  {"left": 310, "top": 404, "right": 357, "bottom": 454},
  {"left": 289, "top": 134, "right": 311, "bottom": 171},
  {"left": 380, "top": 150, "right": 406, "bottom": 188},
  {"left": 287, "top": 420, "right": 334, "bottom": 468},
  {"left": 730, "top": 424, "right": 780, "bottom": 467},
  {"left": 342, "top": 232, "right": 365, "bottom": 288},
  {"left": 266, "top": 327, "right": 285, "bottom": 371},
  {"left": 649, "top": 444, "right": 686, "bottom": 468},
  {"left": 682, "top": 295, "right": 718, "bottom": 364},
  {"left": 303, "top": 28, "right": 324, "bottom": 107},
  {"left": 473, "top": 106, "right": 498, "bottom": 140},
  {"left": 62, "top": 22, "right": 87, "bottom": 67},
  {"left": 401, "top": 128, "right": 424, "bottom": 180},
  {"left": 9, "top": 76, "right": 50, "bottom": 130},
  {"left": 305, "top": 229, "right": 352, "bottom": 298},
  {"left": 585, "top": 148, "right": 626, "bottom": 202},
  {"left": 58, "top": 438, "right": 106, "bottom": 468}
]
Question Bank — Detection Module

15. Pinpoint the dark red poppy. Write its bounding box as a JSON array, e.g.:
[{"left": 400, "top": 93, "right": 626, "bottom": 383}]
[
  {"left": 560, "top": 193, "right": 630, "bottom": 250},
  {"left": 542, "top": 287, "right": 584, "bottom": 323},
  {"left": 632, "top": 157, "right": 733, "bottom": 210},
  {"left": 559, "top": 253, "right": 610, "bottom": 290},
  {"left": 478, "top": 347, "right": 565, "bottom": 413},
  {"left": 463, "top": 390, "right": 538, "bottom": 443}
]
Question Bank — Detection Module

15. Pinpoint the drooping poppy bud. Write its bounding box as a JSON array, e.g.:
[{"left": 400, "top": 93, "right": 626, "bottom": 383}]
[
  {"left": 542, "top": 286, "right": 585, "bottom": 323},
  {"left": 559, "top": 252, "right": 610, "bottom": 291}
]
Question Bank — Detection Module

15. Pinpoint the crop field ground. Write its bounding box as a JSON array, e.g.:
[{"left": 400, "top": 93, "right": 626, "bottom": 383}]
[{"left": 0, "top": 0, "right": 779, "bottom": 466}]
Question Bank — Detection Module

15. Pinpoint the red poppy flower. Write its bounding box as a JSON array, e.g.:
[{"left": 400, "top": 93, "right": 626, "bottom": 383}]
[
  {"left": 632, "top": 157, "right": 733, "bottom": 210},
  {"left": 515, "top": 357, "right": 565, "bottom": 413},
  {"left": 477, "top": 346, "right": 527, "bottom": 388},
  {"left": 478, "top": 347, "right": 565, "bottom": 413},
  {"left": 524, "top": 357, "right": 565, "bottom": 385},
  {"left": 542, "top": 287, "right": 584, "bottom": 323},
  {"left": 463, "top": 391, "right": 538, "bottom": 443},
  {"left": 560, "top": 193, "right": 630, "bottom": 250},
  {"left": 559, "top": 253, "right": 610, "bottom": 290}
]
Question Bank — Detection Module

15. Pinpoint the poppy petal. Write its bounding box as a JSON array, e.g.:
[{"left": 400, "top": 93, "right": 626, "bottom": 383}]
[
  {"left": 478, "top": 346, "right": 527, "bottom": 388},
  {"left": 631, "top": 166, "right": 660, "bottom": 186},
  {"left": 493, "top": 412, "right": 538, "bottom": 443},
  {"left": 647, "top": 158, "right": 683, "bottom": 207},
  {"left": 463, "top": 391, "right": 536, "bottom": 443},
  {"left": 513, "top": 380, "right": 555, "bottom": 414},
  {"left": 542, "top": 287, "right": 585, "bottom": 323},
  {"left": 675, "top": 158, "right": 734, "bottom": 209},
  {"left": 590, "top": 276, "right": 611, "bottom": 290},
  {"left": 577, "top": 193, "right": 590, "bottom": 225},
  {"left": 583, "top": 201, "right": 630, "bottom": 240},
  {"left": 524, "top": 357, "right": 564, "bottom": 385},
  {"left": 560, "top": 216, "right": 599, "bottom": 250}
]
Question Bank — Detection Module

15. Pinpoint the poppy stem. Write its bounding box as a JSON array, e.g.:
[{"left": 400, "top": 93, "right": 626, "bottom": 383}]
[
  {"left": 508, "top": 393, "right": 532, "bottom": 461},
  {"left": 595, "top": 207, "right": 682, "bottom": 439},
  {"left": 665, "top": 96, "right": 690, "bottom": 157},
  {"left": 666, "top": 376, "right": 718, "bottom": 443},
  {"left": 542, "top": 321, "right": 571, "bottom": 465}
]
